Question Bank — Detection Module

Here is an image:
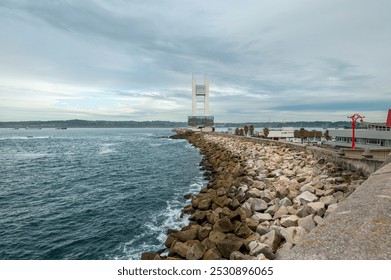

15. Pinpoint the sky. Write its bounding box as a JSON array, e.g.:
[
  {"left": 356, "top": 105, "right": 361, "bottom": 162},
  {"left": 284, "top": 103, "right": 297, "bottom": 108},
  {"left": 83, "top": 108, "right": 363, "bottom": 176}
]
[{"left": 0, "top": 0, "right": 390, "bottom": 123}]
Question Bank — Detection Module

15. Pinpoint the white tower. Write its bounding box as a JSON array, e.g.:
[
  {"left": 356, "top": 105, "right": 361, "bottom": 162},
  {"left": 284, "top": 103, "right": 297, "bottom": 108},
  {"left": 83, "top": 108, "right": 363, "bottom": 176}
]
[
  {"left": 188, "top": 75, "right": 214, "bottom": 130},
  {"left": 192, "top": 75, "right": 209, "bottom": 116}
]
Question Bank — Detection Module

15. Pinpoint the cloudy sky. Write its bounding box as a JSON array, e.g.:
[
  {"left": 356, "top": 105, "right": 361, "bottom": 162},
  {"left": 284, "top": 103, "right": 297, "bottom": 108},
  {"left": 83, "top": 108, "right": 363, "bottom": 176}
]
[{"left": 0, "top": 0, "right": 390, "bottom": 123}]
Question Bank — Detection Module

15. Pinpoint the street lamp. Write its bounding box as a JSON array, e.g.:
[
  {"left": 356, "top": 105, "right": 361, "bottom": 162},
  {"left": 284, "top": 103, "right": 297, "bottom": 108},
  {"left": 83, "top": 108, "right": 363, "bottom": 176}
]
[{"left": 347, "top": 114, "right": 365, "bottom": 149}]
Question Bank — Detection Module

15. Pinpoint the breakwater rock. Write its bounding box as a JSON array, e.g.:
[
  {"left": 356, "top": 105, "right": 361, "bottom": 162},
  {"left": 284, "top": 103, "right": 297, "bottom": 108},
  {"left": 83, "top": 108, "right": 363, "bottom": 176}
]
[{"left": 144, "top": 132, "right": 367, "bottom": 260}]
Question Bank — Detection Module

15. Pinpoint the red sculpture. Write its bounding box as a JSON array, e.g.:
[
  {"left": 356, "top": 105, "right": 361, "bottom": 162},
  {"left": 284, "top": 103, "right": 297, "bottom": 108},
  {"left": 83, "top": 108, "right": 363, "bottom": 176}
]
[{"left": 347, "top": 114, "right": 365, "bottom": 149}]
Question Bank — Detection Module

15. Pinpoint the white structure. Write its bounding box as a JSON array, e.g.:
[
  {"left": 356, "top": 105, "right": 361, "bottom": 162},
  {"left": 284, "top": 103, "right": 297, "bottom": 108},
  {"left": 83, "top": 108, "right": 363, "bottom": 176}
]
[
  {"left": 192, "top": 76, "right": 209, "bottom": 116},
  {"left": 188, "top": 75, "right": 214, "bottom": 130},
  {"left": 266, "top": 127, "right": 295, "bottom": 140},
  {"left": 329, "top": 124, "right": 391, "bottom": 147}
]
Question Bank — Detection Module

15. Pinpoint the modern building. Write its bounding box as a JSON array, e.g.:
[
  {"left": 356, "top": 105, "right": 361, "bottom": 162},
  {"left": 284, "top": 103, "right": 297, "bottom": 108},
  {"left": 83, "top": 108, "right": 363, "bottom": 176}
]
[
  {"left": 187, "top": 75, "right": 214, "bottom": 131},
  {"left": 329, "top": 126, "right": 391, "bottom": 147}
]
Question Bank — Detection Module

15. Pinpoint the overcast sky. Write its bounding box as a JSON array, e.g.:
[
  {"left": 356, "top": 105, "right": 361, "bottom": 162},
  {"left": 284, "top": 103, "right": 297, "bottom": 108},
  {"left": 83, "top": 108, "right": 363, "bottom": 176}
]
[{"left": 0, "top": 0, "right": 390, "bottom": 123}]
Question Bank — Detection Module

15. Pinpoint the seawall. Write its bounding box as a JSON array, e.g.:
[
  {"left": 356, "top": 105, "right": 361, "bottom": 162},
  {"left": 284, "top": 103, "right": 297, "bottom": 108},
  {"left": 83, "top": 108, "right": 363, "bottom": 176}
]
[{"left": 142, "top": 130, "right": 389, "bottom": 260}]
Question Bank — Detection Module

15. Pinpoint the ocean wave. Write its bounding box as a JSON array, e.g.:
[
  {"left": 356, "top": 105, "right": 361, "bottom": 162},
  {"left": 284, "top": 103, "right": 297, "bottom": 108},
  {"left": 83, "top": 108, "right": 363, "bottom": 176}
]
[
  {"left": 98, "top": 143, "right": 117, "bottom": 154},
  {"left": 119, "top": 177, "right": 205, "bottom": 260}
]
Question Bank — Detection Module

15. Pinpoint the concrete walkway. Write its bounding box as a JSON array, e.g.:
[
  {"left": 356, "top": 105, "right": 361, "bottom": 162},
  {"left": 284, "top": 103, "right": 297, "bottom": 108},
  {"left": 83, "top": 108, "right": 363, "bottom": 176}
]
[{"left": 278, "top": 161, "right": 391, "bottom": 259}]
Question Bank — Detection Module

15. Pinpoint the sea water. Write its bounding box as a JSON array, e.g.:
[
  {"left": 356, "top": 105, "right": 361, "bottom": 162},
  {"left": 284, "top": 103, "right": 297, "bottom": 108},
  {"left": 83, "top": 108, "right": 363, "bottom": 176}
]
[{"left": 0, "top": 128, "right": 205, "bottom": 260}]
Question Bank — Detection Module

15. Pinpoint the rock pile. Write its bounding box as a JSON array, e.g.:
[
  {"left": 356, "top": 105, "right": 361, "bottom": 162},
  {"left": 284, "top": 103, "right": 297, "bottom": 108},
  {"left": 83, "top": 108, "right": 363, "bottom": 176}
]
[{"left": 145, "top": 132, "right": 367, "bottom": 260}]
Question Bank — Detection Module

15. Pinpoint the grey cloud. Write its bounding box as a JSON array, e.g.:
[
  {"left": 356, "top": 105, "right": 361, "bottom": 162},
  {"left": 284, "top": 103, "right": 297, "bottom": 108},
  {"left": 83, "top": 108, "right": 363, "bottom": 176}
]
[{"left": 0, "top": 0, "right": 390, "bottom": 122}]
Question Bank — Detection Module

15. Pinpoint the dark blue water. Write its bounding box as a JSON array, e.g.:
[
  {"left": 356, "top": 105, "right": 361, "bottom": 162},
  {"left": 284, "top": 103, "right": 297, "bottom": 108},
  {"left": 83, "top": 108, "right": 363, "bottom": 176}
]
[{"left": 0, "top": 128, "right": 205, "bottom": 260}]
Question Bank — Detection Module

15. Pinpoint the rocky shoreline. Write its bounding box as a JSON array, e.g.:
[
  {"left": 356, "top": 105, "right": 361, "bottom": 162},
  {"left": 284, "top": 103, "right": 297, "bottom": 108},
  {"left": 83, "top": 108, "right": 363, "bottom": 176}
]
[{"left": 142, "top": 131, "right": 367, "bottom": 260}]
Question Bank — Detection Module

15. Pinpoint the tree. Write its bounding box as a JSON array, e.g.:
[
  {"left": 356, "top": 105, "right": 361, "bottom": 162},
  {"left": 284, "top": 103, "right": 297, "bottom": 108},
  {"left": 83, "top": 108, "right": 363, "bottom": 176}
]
[
  {"left": 324, "top": 129, "right": 330, "bottom": 141},
  {"left": 263, "top": 127, "right": 269, "bottom": 138},
  {"left": 249, "top": 125, "right": 255, "bottom": 136},
  {"left": 299, "top": 127, "right": 306, "bottom": 144},
  {"left": 244, "top": 125, "right": 249, "bottom": 136}
]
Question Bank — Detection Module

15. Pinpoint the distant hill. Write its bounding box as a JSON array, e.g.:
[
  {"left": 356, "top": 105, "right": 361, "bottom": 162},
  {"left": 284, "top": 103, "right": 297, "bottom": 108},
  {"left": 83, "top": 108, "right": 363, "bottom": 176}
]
[
  {"left": 0, "top": 119, "right": 352, "bottom": 129},
  {"left": 0, "top": 120, "right": 186, "bottom": 128}
]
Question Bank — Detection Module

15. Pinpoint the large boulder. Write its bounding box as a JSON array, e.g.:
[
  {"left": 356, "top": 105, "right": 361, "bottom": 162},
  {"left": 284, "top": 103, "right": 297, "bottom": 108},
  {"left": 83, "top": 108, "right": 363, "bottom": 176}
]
[
  {"left": 294, "top": 191, "right": 318, "bottom": 205},
  {"left": 280, "top": 215, "right": 299, "bottom": 228},
  {"left": 171, "top": 241, "right": 190, "bottom": 258},
  {"left": 186, "top": 241, "right": 206, "bottom": 260},
  {"left": 206, "top": 210, "right": 220, "bottom": 224},
  {"left": 209, "top": 230, "right": 226, "bottom": 243},
  {"left": 251, "top": 212, "right": 273, "bottom": 222},
  {"left": 251, "top": 198, "right": 268, "bottom": 212},
  {"left": 171, "top": 227, "right": 199, "bottom": 242},
  {"left": 216, "top": 234, "right": 245, "bottom": 259},
  {"left": 198, "top": 197, "right": 213, "bottom": 210},
  {"left": 214, "top": 216, "right": 235, "bottom": 233},
  {"left": 248, "top": 241, "right": 275, "bottom": 259},
  {"left": 198, "top": 224, "right": 213, "bottom": 241},
  {"left": 260, "top": 230, "right": 281, "bottom": 252},
  {"left": 234, "top": 223, "right": 254, "bottom": 238},
  {"left": 202, "top": 248, "right": 222, "bottom": 260},
  {"left": 307, "top": 202, "right": 326, "bottom": 217}
]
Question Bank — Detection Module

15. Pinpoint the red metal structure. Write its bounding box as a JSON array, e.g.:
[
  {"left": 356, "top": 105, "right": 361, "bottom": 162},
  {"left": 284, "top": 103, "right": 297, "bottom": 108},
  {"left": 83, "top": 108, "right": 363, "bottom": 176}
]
[
  {"left": 386, "top": 109, "right": 391, "bottom": 127},
  {"left": 347, "top": 114, "right": 365, "bottom": 149}
]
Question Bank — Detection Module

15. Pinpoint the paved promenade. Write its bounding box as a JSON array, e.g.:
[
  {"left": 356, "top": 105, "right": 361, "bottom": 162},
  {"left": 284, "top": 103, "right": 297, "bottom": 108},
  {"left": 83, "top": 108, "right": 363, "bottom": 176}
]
[{"left": 278, "top": 160, "right": 391, "bottom": 259}]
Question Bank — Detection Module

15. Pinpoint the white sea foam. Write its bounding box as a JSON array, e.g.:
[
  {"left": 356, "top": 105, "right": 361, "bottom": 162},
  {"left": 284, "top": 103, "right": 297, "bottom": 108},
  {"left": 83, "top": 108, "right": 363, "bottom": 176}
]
[
  {"left": 14, "top": 152, "right": 49, "bottom": 159},
  {"left": 121, "top": 178, "right": 205, "bottom": 260},
  {"left": 98, "top": 143, "right": 116, "bottom": 154}
]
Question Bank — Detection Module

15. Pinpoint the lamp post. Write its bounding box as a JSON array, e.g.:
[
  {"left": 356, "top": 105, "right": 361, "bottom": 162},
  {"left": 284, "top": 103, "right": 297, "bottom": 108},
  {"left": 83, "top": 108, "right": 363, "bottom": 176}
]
[{"left": 347, "top": 114, "right": 365, "bottom": 149}]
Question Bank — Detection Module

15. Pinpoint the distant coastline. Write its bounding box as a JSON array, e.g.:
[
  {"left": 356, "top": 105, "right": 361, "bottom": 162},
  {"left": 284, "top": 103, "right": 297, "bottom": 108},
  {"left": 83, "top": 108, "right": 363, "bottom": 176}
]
[{"left": 0, "top": 119, "right": 352, "bottom": 129}]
